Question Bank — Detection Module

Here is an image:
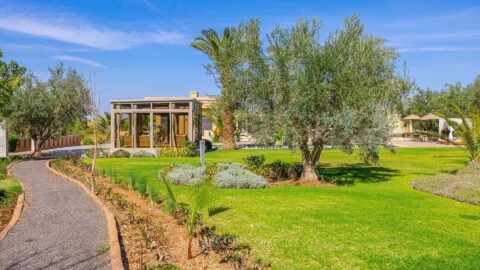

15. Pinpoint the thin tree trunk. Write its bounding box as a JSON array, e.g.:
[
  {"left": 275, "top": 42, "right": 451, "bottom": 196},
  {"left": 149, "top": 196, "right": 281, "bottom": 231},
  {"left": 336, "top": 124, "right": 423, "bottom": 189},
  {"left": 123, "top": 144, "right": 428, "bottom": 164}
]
[
  {"left": 187, "top": 236, "right": 193, "bottom": 259},
  {"left": 90, "top": 124, "right": 98, "bottom": 193},
  {"left": 32, "top": 137, "right": 42, "bottom": 157},
  {"left": 222, "top": 103, "right": 236, "bottom": 150}
]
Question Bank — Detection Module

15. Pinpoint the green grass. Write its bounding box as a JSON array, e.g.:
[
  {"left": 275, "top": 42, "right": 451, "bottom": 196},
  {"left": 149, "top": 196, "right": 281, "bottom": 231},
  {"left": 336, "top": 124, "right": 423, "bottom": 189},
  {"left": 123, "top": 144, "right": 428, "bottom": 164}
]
[
  {"left": 0, "top": 158, "right": 22, "bottom": 208},
  {"left": 92, "top": 148, "right": 480, "bottom": 269}
]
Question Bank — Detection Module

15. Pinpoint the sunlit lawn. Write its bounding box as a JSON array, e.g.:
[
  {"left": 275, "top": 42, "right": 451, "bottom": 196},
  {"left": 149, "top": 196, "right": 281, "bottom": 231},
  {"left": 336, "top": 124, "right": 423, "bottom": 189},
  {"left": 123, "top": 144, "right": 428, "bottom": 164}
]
[{"left": 93, "top": 148, "right": 480, "bottom": 269}]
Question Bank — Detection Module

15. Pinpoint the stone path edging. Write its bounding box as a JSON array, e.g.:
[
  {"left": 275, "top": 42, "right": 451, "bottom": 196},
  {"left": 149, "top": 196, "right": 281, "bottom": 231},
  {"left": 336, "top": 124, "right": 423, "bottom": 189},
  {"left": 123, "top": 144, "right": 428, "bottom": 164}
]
[
  {"left": 46, "top": 160, "right": 124, "bottom": 270},
  {"left": 0, "top": 161, "right": 25, "bottom": 242}
]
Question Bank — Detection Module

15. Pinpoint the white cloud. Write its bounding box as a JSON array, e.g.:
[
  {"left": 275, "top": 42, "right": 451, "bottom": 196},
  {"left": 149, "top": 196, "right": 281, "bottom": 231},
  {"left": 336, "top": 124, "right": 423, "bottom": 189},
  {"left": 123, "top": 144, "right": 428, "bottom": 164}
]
[
  {"left": 55, "top": 55, "right": 107, "bottom": 68},
  {"left": 0, "top": 13, "right": 188, "bottom": 50},
  {"left": 398, "top": 46, "right": 480, "bottom": 53}
]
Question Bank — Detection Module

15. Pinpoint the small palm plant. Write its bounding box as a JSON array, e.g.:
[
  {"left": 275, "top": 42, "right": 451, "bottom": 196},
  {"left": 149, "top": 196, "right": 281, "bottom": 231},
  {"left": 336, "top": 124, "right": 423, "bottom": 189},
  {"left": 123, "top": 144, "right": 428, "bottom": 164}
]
[
  {"left": 159, "top": 172, "right": 230, "bottom": 259},
  {"left": 440, "top": 105, "right": 480, "bottom": 162}
]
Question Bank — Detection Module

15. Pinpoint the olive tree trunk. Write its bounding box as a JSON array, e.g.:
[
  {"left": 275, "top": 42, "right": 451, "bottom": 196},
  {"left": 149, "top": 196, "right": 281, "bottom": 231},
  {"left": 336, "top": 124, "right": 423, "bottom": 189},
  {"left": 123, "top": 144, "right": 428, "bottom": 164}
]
[
  {"left": 32, "top": 136, "right": 42, "bottom": 157},
  {"left": 299, "top": 138, "right": 323, "bottom": 183}
]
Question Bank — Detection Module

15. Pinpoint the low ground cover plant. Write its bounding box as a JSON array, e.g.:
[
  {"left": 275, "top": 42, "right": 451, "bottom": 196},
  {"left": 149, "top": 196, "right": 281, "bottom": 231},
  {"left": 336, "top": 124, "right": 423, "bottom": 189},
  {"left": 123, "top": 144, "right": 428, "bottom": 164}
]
[
  {"left": 109, "top": 149, "right": 130, "bottom": 158},
  {"left": 0, "top": 157, "right": 23, "bottom": 232},
  {"left": 84, "top": 148, "right": 109, "bottom": 159},
  {"left": 413, "top": 161, "right": 480, "bottom": 205},
  {"left": 130, "top": 150, "right": 156, "bottom": 158},
  {"left": 166, "top": 163, "right": 268, "bottom": 189}
]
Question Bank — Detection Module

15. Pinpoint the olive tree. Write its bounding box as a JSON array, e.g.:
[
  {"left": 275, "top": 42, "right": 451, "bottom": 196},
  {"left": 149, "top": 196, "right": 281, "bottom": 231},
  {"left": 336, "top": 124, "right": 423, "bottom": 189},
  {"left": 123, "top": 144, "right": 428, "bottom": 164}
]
[
  {"left": 0, "top": 49, "right": 25, "bottom": 117},
  {"left": 8, "top": 64, "right": 91, "bottom": 155},
  {"left": 246, "top": 16, "right": 410, "bottom": 183}
]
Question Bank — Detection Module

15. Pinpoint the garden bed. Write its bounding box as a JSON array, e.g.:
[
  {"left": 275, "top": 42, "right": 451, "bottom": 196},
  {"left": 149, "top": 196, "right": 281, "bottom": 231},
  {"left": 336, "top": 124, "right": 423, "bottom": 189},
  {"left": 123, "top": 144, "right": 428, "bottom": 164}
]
[
  {"left": 51, "top": 157, "right": 264, "bottom": 270},
  {"left": 413, "top": 161, "right": 480, "bottom": 205}
]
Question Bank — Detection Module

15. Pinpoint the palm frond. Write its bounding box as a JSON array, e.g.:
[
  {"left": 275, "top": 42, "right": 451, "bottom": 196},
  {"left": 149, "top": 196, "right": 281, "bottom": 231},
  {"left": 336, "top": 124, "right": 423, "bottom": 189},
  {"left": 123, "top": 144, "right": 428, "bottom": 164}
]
[{"left": 208, "top": 205, "right": 231, "bottom": 217}]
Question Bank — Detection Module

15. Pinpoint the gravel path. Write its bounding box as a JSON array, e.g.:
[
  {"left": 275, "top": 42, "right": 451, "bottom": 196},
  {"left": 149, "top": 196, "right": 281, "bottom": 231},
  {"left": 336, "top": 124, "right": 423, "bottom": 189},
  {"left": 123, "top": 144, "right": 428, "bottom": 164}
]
[{"left": 0, "top": 159, "right": 110, "bottom": 270}]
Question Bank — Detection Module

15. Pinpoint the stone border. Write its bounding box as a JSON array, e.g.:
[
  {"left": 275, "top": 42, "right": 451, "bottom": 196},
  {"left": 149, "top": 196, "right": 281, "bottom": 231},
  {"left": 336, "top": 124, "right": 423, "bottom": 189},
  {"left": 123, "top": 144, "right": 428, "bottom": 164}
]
[
  {"left": 46, "top": 160, "right": 125, "bottom": 270},
  {"left": 0, "top": 161, "right": 25, "bottom": 242}
]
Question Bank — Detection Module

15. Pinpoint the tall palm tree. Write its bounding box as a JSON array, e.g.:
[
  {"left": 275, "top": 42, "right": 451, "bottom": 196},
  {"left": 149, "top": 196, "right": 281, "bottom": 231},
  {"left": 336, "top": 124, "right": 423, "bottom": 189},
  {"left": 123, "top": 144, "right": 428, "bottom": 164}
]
[
  {"left": 97, "top": 112, "right": 111, "bottom": 138},
  {"left": 191, "top": 28, "right": 240, "bottom": 149}
]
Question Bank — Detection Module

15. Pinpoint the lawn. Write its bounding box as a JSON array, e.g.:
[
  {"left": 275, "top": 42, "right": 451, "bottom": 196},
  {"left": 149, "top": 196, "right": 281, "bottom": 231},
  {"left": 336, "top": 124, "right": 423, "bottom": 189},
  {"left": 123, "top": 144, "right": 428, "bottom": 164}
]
[{"left": 93, "top": 148, "right": 480, "bottom": 269}]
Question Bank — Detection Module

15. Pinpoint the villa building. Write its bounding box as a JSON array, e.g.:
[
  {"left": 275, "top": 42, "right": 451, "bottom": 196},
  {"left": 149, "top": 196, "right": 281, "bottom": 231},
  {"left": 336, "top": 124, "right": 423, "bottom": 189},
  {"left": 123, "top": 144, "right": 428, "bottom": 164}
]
[
  {"left": 110, "top": 97, "right": 202, "bottom": 149},
  {"left": 110, "top": 91, "right": 255, "bottom": 150}
]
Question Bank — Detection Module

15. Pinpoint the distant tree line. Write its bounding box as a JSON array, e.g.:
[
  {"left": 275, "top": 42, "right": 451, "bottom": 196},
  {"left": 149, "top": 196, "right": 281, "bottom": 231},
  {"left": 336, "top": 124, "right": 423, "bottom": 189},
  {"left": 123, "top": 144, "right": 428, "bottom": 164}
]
[{"left": 403, "top": 76, "right": 480, "bottom": 117}]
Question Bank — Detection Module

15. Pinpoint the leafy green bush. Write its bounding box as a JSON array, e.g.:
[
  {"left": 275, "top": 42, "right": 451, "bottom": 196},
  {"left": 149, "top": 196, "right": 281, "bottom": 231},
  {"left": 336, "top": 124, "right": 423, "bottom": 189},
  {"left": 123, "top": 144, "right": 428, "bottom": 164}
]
[
  {"left": 131, "top": 150, "right": 155, "bottom": 158},
  {"left": 244, "top": 155, "right": 265, "bottom": 171},
  {"left": 204, "top": 139, "right": 213, "bottom": 151},
  {"left": 109, "top": 149, "right": 130, "bottom": 158},
  {"left": 183, "top": 141, "right": 198, "bottom": 157},
  {"left": 165, "top": 163, "right": 268, "bottom": 189},
  {"left": 8, "top": 133, "right": 19, "bottom": 152},
  {"left": 259, "top": 160, "right": 303, "bottom": 181},
  {"left": 413, "top": 162, "right": 480, "bottom": 205},
  {"left": 82, "top": 137, "right": 94, "bottom": 145},
  {"left": 156, "top": 145, "right": 197, "bottom": 157}
]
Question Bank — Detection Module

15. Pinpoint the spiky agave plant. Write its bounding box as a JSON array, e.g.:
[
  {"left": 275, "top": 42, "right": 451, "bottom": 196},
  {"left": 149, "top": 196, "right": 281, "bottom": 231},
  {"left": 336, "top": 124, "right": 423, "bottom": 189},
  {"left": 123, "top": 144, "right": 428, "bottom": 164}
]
[
  {"left": 439, "top": 105, "right": 480, "bottom": 162},
  {"left": 159, "top": 172, "right": 230, "bottom": 259}
]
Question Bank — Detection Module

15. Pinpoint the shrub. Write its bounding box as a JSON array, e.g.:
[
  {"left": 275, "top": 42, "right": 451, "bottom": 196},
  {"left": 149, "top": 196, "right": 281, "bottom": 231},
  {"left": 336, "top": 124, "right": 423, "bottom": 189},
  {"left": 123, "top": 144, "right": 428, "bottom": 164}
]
[
  {"left": 84, "top": 148, "right": 109, "bottom": 159},
  {"left": 204, "top": 139, "right": 213, "bottom": 151},
  {"left": 215, "top": 163, "right": 268, "bottom": 189},
  {"left": 167, "top": 164, "right": 205, "bottom": 186},
  {"left": 156, "top": 146, "right": 197, "bottom": 157},
  {"left": 243, "top": 155, "right": 265, "bottom": 171},
  {"left": 131, "top": 150, "right": 155, "bottom": 158},
  {"left": 183, "top": 141, "right": 198, "bottom": 157},
  {"left": 259, "top": 160, "right": 303, "bottom": 181},
  {"left": 82, "top": 137, "right": 94, "bottom": 145},
  {"left": 8, "top": 133, "right": 19, "bottom": 152},
  {"left": 109, "top": 149, "right": 130, "bottom": 158},
  {"left": 165, "top": 163, "right": 268, "bottom": 189}
]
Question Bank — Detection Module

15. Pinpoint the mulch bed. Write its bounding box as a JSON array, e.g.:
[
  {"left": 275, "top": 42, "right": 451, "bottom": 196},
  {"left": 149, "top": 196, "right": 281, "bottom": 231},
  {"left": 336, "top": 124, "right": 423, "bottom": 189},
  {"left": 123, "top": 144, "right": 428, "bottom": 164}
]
[{"left": 0, "top": 200, "right": 17, "bottom": 233}]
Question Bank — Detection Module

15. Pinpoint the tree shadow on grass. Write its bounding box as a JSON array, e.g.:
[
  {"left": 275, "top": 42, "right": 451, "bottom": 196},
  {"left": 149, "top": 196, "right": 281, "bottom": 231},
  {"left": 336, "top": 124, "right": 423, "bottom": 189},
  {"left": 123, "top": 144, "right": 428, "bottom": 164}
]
[
  {"left": 317, "top": 163, "right": 401, "bottom": 185},
  {"left": 460, "top": 214, "right": 480, "bottom": 221}
]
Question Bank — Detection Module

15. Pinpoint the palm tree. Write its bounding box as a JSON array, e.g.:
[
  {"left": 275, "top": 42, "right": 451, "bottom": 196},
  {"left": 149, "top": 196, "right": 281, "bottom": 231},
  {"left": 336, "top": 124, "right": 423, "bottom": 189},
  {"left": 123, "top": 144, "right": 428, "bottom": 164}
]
[
  {"left": 441, "top": 105, "right": 480, "bottom": 162},
  {"left": 160, "top": 173, "right": 230, "bottom": 259},
  {"left": 97, "top": 112, "right": 111, "bottom": 138},
  {"left": 191, "top": 28, "right": 240, "bottom": 150}
]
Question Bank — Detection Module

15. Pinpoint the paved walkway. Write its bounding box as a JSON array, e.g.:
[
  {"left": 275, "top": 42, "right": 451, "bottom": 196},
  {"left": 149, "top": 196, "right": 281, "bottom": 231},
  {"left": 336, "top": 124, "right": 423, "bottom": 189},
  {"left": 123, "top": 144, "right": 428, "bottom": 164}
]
[{"left": 0, "top": 159, "right": 110, "bottom": 270}]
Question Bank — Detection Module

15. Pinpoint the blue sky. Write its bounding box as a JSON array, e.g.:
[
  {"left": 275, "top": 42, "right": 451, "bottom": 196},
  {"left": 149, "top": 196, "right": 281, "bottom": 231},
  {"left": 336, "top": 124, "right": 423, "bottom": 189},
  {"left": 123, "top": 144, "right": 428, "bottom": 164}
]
[{"left": 1, "top": 0, "right": 479, "bottom": 111}]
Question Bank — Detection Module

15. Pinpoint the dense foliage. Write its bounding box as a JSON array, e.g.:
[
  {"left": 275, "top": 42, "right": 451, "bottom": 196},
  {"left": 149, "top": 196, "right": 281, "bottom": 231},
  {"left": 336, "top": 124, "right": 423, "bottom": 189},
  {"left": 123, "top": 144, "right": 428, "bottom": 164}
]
[
  {"left": 245, "top": 16, "right": 410, "bottom": 181},
  {"left": 0, "top": 49, "right": 25, "bottom": 117},
  {"left": 130, "top": 150, "right": 156, "bottom": 158},
  {"left": 404, "top": 76, "right": 480, "bottom": 117},
  {"left": 7, "top": 64, "right": 92, "bottom": 155},
  {"left": 109, "top": 149, "right": 131, "bottom": 158}
]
